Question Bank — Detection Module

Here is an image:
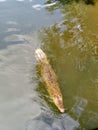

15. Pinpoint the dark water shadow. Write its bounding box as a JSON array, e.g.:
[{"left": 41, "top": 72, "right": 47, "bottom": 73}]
[
  {"left": 45, "top": 0, "right": 96, "bottom": 5},
  {"left": 44, "top": 0, "right": 97, "bottom": 13}
]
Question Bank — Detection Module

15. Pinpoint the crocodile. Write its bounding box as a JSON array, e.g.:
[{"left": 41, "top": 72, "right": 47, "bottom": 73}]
[{"left": 35, "top": 48, "right": 65, "bottom": 113}]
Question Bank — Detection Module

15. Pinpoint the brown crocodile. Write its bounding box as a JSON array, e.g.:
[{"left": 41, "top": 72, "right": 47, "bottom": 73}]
[{"left": 35, "top": 48, "right": 65, "bottom": 113}]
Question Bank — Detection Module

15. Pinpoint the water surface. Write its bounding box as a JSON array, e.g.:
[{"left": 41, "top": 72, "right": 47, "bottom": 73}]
[{"left": 0, "top": 0, "right": 98, "bottom": 130}]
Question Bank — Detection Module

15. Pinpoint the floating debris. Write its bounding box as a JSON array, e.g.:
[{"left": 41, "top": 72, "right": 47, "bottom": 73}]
[{"left": 32, "top": 2, "right": 57, "bottom": 10}]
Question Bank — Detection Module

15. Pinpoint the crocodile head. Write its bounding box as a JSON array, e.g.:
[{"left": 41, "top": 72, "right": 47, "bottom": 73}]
[{"left": 35, "top": 48, "right": 48, "bottom": 63}]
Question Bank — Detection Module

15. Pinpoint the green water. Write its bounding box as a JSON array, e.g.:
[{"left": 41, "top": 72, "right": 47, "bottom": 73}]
[{"left": 38, "top": 1, "right": 98, "bottom": 129}]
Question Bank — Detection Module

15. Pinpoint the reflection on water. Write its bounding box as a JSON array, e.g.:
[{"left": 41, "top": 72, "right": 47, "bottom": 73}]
[
  {"left": 0, "top": 33, "right": 42, "bottom": 130},
  {"left": 26, "top": 112, "right": 79, "bottom": 130},
  {"left": 71, "top": 97, "right": 88, "bottom": 120}
]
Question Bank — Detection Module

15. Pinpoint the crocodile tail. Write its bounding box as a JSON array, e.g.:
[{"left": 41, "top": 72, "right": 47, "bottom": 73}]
[{"left": 35, "top": 48, "right": 48, "bottom": 63}]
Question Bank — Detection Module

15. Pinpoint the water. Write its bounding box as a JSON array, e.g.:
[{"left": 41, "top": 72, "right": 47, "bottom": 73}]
[{"left": 0, "top": 0, "right": 98, "bottom": 130}]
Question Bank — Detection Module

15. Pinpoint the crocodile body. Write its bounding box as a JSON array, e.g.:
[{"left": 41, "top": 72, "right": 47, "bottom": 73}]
[{"left": 35, "top": 48, "right": 65, "bottom": 113}]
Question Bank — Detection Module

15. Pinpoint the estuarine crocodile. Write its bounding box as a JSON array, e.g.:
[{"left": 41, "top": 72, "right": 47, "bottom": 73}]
[{"left": 35, "top": 48, "right": 65, "bottom": 113}]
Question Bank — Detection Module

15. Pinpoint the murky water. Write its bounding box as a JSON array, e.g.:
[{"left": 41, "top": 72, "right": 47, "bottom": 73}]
[{"left": 0, "top": 0, "right": 98, "bottom": 130}]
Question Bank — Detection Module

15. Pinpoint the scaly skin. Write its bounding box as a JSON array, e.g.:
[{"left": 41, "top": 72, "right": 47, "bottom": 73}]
[{"left": 35, "top": 49, "right": 65, "bottom": 113}]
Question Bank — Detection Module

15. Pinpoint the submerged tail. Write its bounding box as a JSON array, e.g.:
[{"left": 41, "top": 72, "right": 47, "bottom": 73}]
[{"left": 35, "top": 48, "right": 48, "bottom": 63}]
